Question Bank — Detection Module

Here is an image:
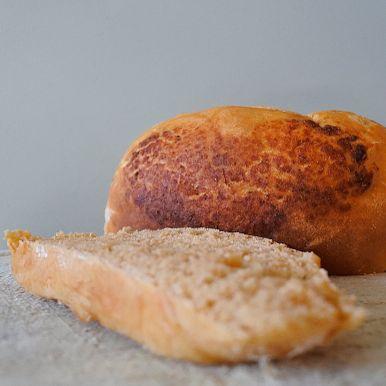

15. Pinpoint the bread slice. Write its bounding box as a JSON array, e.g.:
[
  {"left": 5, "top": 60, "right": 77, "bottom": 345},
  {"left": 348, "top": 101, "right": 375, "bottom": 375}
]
[{"left": 5, "top": 227, "right": 364, "bottom": 364}]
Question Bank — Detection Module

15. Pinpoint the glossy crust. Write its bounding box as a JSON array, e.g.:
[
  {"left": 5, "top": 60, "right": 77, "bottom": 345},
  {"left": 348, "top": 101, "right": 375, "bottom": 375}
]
[{"left": 105, "top": 106, "right": 386, "bottom": 274}]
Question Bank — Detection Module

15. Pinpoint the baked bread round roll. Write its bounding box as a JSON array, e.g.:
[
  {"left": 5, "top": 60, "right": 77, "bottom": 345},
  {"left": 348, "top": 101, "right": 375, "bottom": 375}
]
[{"left": 105, "top": 106, "right": 386, "bottom": 275}]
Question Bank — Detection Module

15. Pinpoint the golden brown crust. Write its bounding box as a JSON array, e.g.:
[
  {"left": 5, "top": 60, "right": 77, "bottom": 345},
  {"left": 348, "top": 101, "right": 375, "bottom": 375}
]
[
  {"left": 105, "top": 106, "right": 386, "bottom": 275},
  {"left": 4, "top": 230, "right": 36, "bottom": 253}
]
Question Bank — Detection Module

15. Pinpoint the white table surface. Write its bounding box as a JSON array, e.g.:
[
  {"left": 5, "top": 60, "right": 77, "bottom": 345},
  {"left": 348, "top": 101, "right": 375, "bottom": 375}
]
[{"left": 1, "top": 251, "right": 385, "bottom": 386}]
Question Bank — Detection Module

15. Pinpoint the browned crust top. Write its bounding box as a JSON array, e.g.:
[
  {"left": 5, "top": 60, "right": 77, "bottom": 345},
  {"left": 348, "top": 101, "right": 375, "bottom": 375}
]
[{"left": 106, "top": 106, "right": 386, "bottom": 274}]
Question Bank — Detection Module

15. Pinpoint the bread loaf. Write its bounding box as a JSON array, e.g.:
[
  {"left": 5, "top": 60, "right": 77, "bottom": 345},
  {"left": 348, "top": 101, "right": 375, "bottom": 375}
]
[
  {"left": 6, "top": 228, "right": 364, "bottom": 363},
  {"left": 105, "top": 106, "right": 386, "bottom": 275}
]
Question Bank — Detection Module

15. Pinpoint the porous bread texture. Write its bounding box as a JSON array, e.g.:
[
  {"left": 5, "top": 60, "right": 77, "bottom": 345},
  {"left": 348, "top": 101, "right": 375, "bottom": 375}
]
[
  {"left": 6, "top": 228, "right": 365, "bottom": 363},
  {"left": 105, "top": 106, "right": 386, "bottom": 275}
]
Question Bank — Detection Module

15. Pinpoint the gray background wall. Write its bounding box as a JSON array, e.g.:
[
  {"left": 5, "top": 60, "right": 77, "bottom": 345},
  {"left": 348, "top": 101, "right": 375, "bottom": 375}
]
[{"left": 1, "top": 0, "right": 385, "bottom": 242}]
